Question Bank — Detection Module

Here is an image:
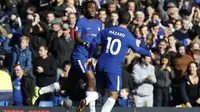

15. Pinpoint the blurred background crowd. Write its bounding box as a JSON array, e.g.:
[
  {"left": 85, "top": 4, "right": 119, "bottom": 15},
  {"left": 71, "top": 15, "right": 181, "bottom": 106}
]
[{"left": 0, "top": 0, "right": 200, "bottom": 108}]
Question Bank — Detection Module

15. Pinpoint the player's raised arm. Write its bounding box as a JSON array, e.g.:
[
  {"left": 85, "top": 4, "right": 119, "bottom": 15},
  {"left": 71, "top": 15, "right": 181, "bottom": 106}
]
[{"left": 129, "top": 35, "right": 151, "bottom": 57}]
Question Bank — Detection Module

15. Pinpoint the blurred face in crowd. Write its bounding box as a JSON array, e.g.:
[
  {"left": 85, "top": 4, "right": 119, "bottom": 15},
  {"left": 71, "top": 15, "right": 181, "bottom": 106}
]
[
  {"left": 178, "top": 46, "right": 185, "bottom": 56},
  {"left": 142, "top": 56, "right": 151, "bottom": 65},
  {"left": 182, "top": 19, "right": 190, "bottom": 30},
  {"left": 128, "top": 2, "right": 135, "bottom": 12},
  {"left": 62, "top": 12, "right": 69, "bottom": 22},
  {"left": 53, "top": 23, "right": 62, "bottom": 32},
  {"left": 189, "top": 63, "right": 198, "bottom": 75},
  {"left": 111, "top": 12, "right": 118, "bottom": 22},
  {"left": 158, "top": 41, "right": 167, "bottom": 53},
  {"left": 20, "top": 40, "right": 29, "bottom": 50},
  {"left": 27, "top": 14, "right": 34, "bottom": 21},
  {"left": 152, "top": 25, "right": 160, "bottom": 32},
  {"left": 98, "top": 10, "right": 107, "bottom": 23},
  {"left": 140, "top": 26, "right": 148, "bottom": 37},
  {"left": 152, "top": 14, "right": 161, "bottom": 23},
  {"left": 108, "top": 3, "right": 116, "bottom": 13},
  {"left": 39, "top": 46, "right": 48, "bottom": 58},
  {"left": 14, "top": 65, "right": 24, "bottom": 78},
  {"left": 66, "top": 0, "right": 75, "bottom": 7},
  {"left": 68, "top": 13, "right": 76, "bottom": 24},
  {"left": 168, "top": 35, "right": 176, "bottom": 47},
  {"left": 120, "top": 89, "right": 129, "bottom": 98},
  {"left": 63, "top": 64, "right": 71, "bottom": 77},
  {"left": 135, "top": 12, "right": 145, "bottom": 26},
  {"left": 161, "top": 57, "right": 169, "bottom": 65},
  {"left": 47, "top": 13, "right": 55, "bottom": 23},
  {"left": 86, "top": 2, "right": 97, "bottom": 19},
  {"left": 191, "top": 43, "right": 200, "bottom": 51},
  {"left": 146, "top": 6, "right": 155, "bottom": 17},
  {"left": 175, "top": 20, "right": 182, "bottom": 30},
  {"left": 134, "top": 27, "right": 141, "bottom": 38}
]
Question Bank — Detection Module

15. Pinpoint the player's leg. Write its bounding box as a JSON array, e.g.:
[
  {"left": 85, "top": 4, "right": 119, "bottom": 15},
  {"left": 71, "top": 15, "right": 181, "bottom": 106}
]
[
  {"left": 77, "top": 70, "right": 105, "bottom": 112},
  {"left": 32, "top": 68, "right": 78, "bottom": 105},
  {"left": 101, "top": 73, "right": 122, "bottom": 112}
]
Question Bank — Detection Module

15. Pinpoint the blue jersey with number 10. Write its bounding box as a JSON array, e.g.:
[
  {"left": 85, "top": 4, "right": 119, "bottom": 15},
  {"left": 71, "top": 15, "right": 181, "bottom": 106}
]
[{"left": 89, "top": 26, "right": 151, "bottom": 74}]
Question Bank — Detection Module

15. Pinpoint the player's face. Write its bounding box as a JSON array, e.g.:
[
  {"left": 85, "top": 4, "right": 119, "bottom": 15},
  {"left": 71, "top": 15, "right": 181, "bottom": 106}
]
[{"left": 86, "top": 3, "right": 96, "bottom": 18}]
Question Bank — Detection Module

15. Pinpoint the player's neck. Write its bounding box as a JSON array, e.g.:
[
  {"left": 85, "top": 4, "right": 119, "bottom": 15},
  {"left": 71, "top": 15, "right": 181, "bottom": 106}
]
[{"left": 119, "top": 24, "right": 127, "bottom": 29}]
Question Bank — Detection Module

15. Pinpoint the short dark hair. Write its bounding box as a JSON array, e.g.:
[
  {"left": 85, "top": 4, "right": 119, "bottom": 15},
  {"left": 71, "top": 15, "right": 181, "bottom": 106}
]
[
  {"left": 118, "top": 11, "right": 131, "bottom": 25},
  {"left": 40, "top": 45, "right": 48, "bottom": 51},
  {"left": 84, "top": 0, "right": 96, "bottom": 10},
  {"left": 63, "top": 60, "right": 71, "bottom": 67},
  {"left": 176, "top": 43, "right": 185, "bottom": 50}
]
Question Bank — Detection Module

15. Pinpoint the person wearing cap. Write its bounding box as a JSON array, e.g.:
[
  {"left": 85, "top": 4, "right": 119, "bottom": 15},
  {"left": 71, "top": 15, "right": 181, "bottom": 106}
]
[
  {"left": 150, "top": 20, "right": 165, "bottom": 42},
  {"left": 49, "top": 21, "right": 74, "bottom": 82}
]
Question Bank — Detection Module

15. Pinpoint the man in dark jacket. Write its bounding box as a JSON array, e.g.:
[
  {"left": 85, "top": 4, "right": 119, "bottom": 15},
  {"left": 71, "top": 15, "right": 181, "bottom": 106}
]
[{"left": 13, "top": 64, "right": 35, "bottom": 106}]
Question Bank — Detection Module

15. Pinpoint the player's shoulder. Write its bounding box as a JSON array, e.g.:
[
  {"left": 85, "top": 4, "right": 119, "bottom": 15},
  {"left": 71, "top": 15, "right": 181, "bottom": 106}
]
[{"left": 77, "top": 17, "right": 86, "bottom": 22}]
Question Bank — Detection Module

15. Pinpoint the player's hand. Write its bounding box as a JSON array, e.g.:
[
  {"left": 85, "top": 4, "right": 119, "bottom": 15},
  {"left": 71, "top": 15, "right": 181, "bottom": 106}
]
[
  {"left": 85, "top": 58, "right": 96, "bottom": 69},
  {"left": 83, "top": 42, "right": 89, "bottom": 49}
]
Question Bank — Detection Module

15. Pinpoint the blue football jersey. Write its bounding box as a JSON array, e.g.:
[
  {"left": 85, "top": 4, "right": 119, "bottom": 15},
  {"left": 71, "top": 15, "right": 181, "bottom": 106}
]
[
  {"left": 73, "top": 17, "right": 102, "bottom": 56},
  {"left": 89, "top": 26, "right": 151, "bottom": 73}
]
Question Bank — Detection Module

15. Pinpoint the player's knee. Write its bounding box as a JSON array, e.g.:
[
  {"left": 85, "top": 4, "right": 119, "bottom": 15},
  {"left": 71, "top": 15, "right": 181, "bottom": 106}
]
[{"left": 109, "top": 91, "right": 119, "bottom": 100}]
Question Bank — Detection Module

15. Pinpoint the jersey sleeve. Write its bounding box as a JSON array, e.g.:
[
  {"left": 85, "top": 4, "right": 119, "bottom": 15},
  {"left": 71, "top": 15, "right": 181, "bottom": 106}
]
[
  {"left": 74, "top": 19, "right": 83, "bottom": 33},
  {"left": 89, "top": 30, "right": 103, "bottom": 58},
  {"left": 128, "top": 34, "right": 151, "bottom": 56}
]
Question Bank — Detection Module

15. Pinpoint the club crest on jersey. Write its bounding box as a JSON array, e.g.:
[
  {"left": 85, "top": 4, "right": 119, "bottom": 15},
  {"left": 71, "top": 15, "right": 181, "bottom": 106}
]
[{"left": 98, "top": 27, "right": 100, "bottom": 31}]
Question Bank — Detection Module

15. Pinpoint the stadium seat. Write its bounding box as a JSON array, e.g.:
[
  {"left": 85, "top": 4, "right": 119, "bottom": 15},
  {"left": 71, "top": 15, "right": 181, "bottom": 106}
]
[
  {"left": 39, "top": 101, "right": 53, "bottom": 107},
  {"left": 0, "top": 101, "right": 8, "bottom": 106}
]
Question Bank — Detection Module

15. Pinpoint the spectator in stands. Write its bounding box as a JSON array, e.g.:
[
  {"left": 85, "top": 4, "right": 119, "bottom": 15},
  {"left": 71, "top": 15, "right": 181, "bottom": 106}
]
[
  {"left": 3, "top": 34, "right": 32, "bottom": 77},
  {"left": 33, "top": 45, "right": 57, "bottom": 102},
  {"left": 180, "top": 62, "right": 200, "bottom": 107},
  {"left": 192, "top": 50, "right": 200, "bottom": 69},
  {"left": 144, "top": 5, "right": 155, "bottom": 25},
  {"left": 98, "top": 8, "right": 107, "bottom": 29},
  {"left": 67, "top": 13, "right": 76, "bottom": 39},
  {"left": 152, "top": 39, "right": 168, "bottom": 65},
  {"left": 105, "top": 11, "right": 118, "bottom": 28},
  {"left": 171, "top": 43, "right": 194, "bottom": 106},
  {"left": 51, "top": 0, "right": 66, "bottom": 17},
  {"left": 128, "top": 11, "right": 145, "bottom": 33},
  {"left": 46, "top": 11, "right": 56, "bottom": 29},
  {"left": 154, "top": 55, "right": 175, "bottom": 107},
  {"left": 117, "top": 88, "right": 131, "bottom": 107},
  {"left": 127, "top": 1, "right": 136, "bottom": 20},
  {"left": 167, "top": 35, "right": 177, "bottom": 53},
  {"left": 0, "top": 67, "right": 13, "bottom": 105},
  {"left": 53, "top": 61, "right": 71, "bottom": 106},
  {"left": 131, "top": 56, "right": 156, "bottom": 107},
  {"left": 50, "top": 24, "right": 74, "bottom": 81},
  {"left": 172, "top": 19, "right": 191, "bottom": 47},
  {"left": 13, "top": 64, "right": 35, "bottom": 106},
  {"left": 24, "top": 13, "right": 50, "bottom": 59}
]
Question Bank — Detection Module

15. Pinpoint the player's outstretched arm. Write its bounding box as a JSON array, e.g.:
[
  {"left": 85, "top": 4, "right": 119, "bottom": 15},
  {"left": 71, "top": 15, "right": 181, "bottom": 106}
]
[{"left": 129, "top": 35, "right": 151, "bottom": 57}]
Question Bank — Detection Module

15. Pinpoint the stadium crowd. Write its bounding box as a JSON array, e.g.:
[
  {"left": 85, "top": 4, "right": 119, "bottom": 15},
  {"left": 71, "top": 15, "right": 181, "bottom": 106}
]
[{"left": 0, "top": 0, "right": 200, "bottom": 109}]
